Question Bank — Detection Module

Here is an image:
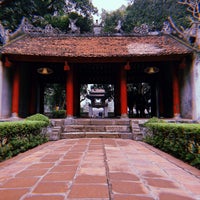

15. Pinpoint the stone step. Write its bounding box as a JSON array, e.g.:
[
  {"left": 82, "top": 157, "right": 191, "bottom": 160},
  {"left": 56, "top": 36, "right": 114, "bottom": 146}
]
[
  {"left": 63, "top": 125, "right": 131, "bottom": 132},
  {"left": 47, "top": 126, "right": 62, "bottom": 141},
  {"left": 131, "top": 121, "right": 144, "bottom": 141},
  {"left": 64, "top": 118, "right": 130, "bottom": 126},
  {"left": 133, "top": 133, "right": 144, "bottom": 141},
  {"left": 60, "top": 132, "right": 132, "bottom": 139}
]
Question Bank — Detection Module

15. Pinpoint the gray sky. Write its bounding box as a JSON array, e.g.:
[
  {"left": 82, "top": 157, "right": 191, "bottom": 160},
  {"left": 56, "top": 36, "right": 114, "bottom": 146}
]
[{"left": 92, "top": 0, "right": 128, "bottom": 12}]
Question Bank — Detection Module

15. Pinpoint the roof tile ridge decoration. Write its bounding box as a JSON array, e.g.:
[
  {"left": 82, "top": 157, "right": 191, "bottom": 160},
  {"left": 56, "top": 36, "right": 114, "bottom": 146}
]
[
  {"left": 163, "top": 16, "right": 200, "bottom": 51},
  {"left": 167, "top": 34, "right": 197, "bottom": 52},
  {"left": 1, "top": 34, "right": 26, "bottom": 48},
  {"left": 28, "top": 33, "right": 166, "bottom": 39},
  {"left": 0, "top": 17, "right": 64, "bottom": 45}
]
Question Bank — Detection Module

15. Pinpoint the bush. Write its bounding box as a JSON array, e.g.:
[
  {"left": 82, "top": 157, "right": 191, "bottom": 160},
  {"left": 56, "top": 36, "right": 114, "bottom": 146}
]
[
  {"left": 0, "top": 120, "right": 48, "bottom": 161},
  {"left": 26, "top": 113, "right": 50, "bottom": 126},
  {"left": 144, "top": 117, "right": 166, "bottom": 125},
  {"left": 51, "top": 110, "right": 66, "bottom": 118},
  {"left": 144, "top": 122, "right": 200, "bottom": 169}
]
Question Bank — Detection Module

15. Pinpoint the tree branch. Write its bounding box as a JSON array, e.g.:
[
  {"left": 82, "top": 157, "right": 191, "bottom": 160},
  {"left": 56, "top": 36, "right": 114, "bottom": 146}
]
[
  {"left": 168, "top": 16, "right": 185, "bottom": 39},
  {"left": 178, "top": 0, "right": 200, "bottom": 20}
]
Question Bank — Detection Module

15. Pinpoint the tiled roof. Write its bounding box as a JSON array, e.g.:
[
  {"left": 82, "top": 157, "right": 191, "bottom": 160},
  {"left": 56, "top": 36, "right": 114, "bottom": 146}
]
[{"left": 1, "top": 34, "right": 192, "bottom": 59}]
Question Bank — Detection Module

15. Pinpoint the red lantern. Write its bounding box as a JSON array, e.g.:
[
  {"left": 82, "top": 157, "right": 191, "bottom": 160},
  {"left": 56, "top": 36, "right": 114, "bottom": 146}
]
[
  {"left": 64, "top": 61, "right": 70, "bottom": 71},
  {"left": 4, "top": 57, "right": 12, "bottom": 67},
  {"left": 124, "top": 62, "right": 131, "bottom": 70}
]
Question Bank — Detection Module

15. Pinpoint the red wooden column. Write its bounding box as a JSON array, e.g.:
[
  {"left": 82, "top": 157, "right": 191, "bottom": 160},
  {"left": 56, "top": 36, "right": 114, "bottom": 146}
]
[
  {"left": 120, "top": 65, "right": 128, "bottom": 118},
  {"left": 12, "top": 66, "right": 20, "bottom": 117},
  {"left": 173, "top": 67, "right": 180, "bottom": 118},
  {"left": 66, "top": 66, "right": 74, "bottom": 118}
]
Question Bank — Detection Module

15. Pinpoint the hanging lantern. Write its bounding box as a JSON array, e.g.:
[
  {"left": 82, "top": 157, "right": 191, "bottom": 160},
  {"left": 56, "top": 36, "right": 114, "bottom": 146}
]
[
  {"left": 37, "top": 67, "right": 53, "bottom": 75},
  {"left": 179, "top": 58, "right": 186, "bottom": 69},
  {"left": 64, "top": 61, "right": 70, "bottom": 71},
  {"left": 144, "top": 67, "right": 159, "bottom": 74},
  {"left": 124, "top": 62, "right": 131, "bottom": 70},
  {"left": 4, "top": 57, "right": 12, "bottom": 67}
]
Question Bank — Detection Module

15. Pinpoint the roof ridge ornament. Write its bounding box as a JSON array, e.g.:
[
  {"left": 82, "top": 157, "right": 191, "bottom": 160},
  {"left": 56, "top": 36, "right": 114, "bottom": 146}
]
[
  {"left": 114, "top": 20, "right": 124, "bottom": 35},
  {"left": 0, "top": 17, "right": 64, "bottom": 45},
  {"left": 68, "top": 18, "right": 80, "bottom": 34},
  {"left": 23, "top": 18, "right": 62, "bottom": 35},
  {"left": 133, "top": 23, "right": 160, "bottom": 36},
  {"left": 167, "top": 16, "right": 200, "bottom": 49},
  {"left": 0, "top": 17, "right": 27, "bottom": 45},
  {"left": 165, "top": 0, "right": 200, "bottom": 49}
]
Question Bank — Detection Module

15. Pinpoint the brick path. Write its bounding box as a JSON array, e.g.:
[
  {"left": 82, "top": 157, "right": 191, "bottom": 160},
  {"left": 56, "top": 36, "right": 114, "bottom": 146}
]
[{"left": 0, "top": 138, "right": 199, "bottom": 200}]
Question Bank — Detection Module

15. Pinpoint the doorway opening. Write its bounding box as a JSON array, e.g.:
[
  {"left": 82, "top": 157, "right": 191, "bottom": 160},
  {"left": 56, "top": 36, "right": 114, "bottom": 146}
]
[
  {"left": 44, "top": 83, "right": 66, "bottom": 117},
  {"left": 127, "top": 83, "right": 152, "bottom": 118},
  {"left": 80, "top": 84, "right": 114, "bottom": 118}
]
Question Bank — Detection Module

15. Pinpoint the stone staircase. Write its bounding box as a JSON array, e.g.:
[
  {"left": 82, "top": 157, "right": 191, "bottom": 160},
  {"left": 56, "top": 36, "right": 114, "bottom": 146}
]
[
  {"left": 47, "top": 118, "right": 145, "bottom": 141},
  {"left": 130, "top": 120, "right": 144, "bottom": 141},
  {"left": 61, "top": 118, "right": 132, "bottom": 139}
]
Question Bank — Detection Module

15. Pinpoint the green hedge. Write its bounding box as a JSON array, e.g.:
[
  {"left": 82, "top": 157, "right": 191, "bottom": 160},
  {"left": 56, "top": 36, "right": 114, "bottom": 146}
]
[
  {"left": 0, "top": 120, "right": 48, "bottom": 161},
  {"left": 51, "top": 110, "right": 66, "bottom": 118},
  {"left": 26, "top": 113, "right": 50, "bottom": 126},
  {"left": 144, "top": 122, "right": 200, "bottom": 169}
]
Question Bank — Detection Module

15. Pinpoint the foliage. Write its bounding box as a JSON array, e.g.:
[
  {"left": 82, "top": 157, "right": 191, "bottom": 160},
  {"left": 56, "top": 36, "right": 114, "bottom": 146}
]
[
  {"left": 102, "top": 9, "right": 126, "bottom": 33},
  {"left": 102, "top": 0, "right": 190, "bottom": 33},
  {"left": 44, "top": 83, "right": 65, "bottom": 112},
  {"left": 66, "top": 0, "right": 98, "bottom": 17},
  {"left": 51, "top": 110, "right": 66, "bottom": 118},
  {"left": 0, "top": 0, "right": 97, "bottom": 32},
  {"left": 80, "top": 84, "right": 88, "bottom": 103},
  {"left": 0, "top": 120, "right": 48, "bottom": 161},
  {"left": 144, "top": 122, "right": 200, "bottom": 169},
  {"left": 67, "top": 12, "right": 93, "bottom": 33},
  {"left": 144, "top": 117, "right": 166, "bottom": 124},
  {"left": 0, "top": 0, "right": 65, "bottom": 30},
  {"left": 25, "top": 113, "right": 50, "bottom": 126}
]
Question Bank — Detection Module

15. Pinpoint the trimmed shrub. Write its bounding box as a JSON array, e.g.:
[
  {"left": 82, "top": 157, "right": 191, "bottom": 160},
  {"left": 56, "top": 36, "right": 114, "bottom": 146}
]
[
  {"left": 51, "top": 110, "right": 66, "bottom": 118},
  {"left": 144, "top": 122, "right": 200, "bottom": 169},
  {"left": 0, "top": 120, "right": 48, "bottom": 161},
  {"left": 26, "top": 113, "right": 50, "bottom": 126},
  {"left": 144, "top": 117, "right": 166, "bottom": 125}
]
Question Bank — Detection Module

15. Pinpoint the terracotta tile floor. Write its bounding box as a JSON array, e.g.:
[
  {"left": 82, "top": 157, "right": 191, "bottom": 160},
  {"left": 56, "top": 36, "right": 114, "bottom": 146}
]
[{"left": 0, "top": 138, "right": 199, "bottom": 200}]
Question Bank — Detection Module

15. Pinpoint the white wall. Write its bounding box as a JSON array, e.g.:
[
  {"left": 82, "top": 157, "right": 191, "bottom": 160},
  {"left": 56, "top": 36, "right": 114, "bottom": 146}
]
[
  {"left": 0, "top": 61, "right": 12, "bottom": 118},
  {"left": 192, "top": 53, "right": 200, "bottom": 120},
  {"left": 0, "top": 61, "right": 3, "bottom": 118}
]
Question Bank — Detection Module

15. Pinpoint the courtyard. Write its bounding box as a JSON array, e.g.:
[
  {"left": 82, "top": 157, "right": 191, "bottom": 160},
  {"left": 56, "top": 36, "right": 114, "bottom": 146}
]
[{"left": 0, "top": 138, "right": 199, "bottom": 200}]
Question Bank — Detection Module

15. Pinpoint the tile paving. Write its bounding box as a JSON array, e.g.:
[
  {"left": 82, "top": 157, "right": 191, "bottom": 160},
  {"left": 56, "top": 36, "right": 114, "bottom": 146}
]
[{"left": 0, "top": 138, "right": 199, "bottom": 200}]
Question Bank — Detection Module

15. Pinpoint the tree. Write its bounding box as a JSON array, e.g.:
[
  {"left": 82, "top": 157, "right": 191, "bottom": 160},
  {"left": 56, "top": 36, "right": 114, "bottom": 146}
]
[
  {"left": 102, "top": 9, "right": 126, "bottom": 33},
  {"left": 0, "top": 0, "right": 64, "bottom": 30},
  {"left": 44, "top": 83, "right": 66, "bottom": 111},
  {"left": 178, "top": 0, "right": 200, "bottom": 20},
  {"left": 66, "top": 0, "right": 98, "bottom": 17},
  {"left": 102, "top": 0, "right": 189, "bottom": 33},
  {"left": 0, "top": 0, "right": 97, "bottom": 32},
  {"left": 168, "top": 0, "right": 200, "bottom": 48}
]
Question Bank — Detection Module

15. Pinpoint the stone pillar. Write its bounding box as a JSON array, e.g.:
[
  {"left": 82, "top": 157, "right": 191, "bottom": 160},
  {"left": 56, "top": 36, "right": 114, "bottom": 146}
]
[
  {"left": 192, "top": 53, "right": 200, "bottom": 120},
  {"left": 11, "top": 66, "right": 20, "bottom": 117},
  {"left": 66, "top": 67, "right": 74, "bottom": 118},
  {"left": 120, "top": 66, "right": 128, "bottom": 118},
  {"left": 104, "top": 106, "right": 108, "bottom": 117},
  {"left": 89, "top": 106, "right": 93, "bottom": 117},
  {"left": 172, "top": 66, "right": 180, "bottom": 118}
]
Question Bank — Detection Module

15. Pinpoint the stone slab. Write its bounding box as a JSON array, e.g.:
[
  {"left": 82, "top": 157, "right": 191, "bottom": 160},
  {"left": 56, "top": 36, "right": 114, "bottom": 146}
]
[{"left": 0, "top": 139, "right": 199, "bottom": 200}]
